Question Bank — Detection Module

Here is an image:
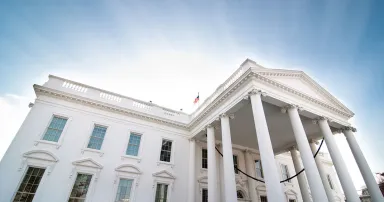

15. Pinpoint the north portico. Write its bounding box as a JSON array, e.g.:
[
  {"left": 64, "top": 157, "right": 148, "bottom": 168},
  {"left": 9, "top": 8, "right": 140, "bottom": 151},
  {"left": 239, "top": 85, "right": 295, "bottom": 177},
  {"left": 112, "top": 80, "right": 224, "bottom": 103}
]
[{"left": 187, "top": 59, "right": 383, "bottom": 202}]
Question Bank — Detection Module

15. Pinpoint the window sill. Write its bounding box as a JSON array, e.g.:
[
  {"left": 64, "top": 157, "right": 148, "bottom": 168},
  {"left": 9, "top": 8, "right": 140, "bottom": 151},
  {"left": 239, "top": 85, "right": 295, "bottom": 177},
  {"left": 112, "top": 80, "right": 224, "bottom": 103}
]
[
  {"left": 121, "top": 155, "right": 141, "bottom": 163},
  {"left": 34, "top": 140, "right": 61, "bottom": 149},
  {"left": 81, "top": 148, "right": 104, "bottom": 157},
  {"left": 200, "top": 168, "right": 208, "bottom": 174},
  {"left": 157, "top": 161, "right": 175, "bottom": 168}
]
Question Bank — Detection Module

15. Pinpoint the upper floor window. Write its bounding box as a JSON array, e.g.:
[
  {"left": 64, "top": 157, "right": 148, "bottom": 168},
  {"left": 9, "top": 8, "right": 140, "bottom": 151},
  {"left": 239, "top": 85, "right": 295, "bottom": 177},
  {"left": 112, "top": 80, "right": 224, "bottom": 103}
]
[
  {"left": 289, "top": 199, "right": 296, "bottom": 202},
  {"left": 202, "top": 149, "right": 208, "bottom": 169},
  {"left": 281, "top": 164, "right": 291, "bottom": 182},
  {"left": 327, "top": 174, "right": 334, "bottom": 190},
  {"left": 126, "top": 133, "right": 142, "bottom": 156},
  {"left": 68, "top": 173, "right": 92, "bottom": 202},
  {"left": 42, "top": 116, "right": 68, "bottom": 142},
  {"left": 87, "top": 125, "right": 107, "bottom": 150},
  {"left": 115, "top": 178, "right": 133, "bottom": 202},
  {"left": 13, "top": 167, "right": 45, "bottom": 202},
  {"left": 233, "top": 155, "right": 239, "bottom": 174},
  {"left": 160, "top": 139, "right": 172, "bottom": 162},
  {"left": 202, "top": 188, "right": 208, "bottom": 202},
  {"left": 255, "top": 160, "right": 264, "bottom": 179},
  {"left": 155, "top": 183, "right": 168, "bottom": 202}
]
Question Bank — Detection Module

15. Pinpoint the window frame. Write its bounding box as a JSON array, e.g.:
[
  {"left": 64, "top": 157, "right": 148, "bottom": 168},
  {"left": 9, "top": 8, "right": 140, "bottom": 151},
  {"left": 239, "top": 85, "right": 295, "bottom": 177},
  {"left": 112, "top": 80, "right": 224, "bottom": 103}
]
[
  {"left": 260, "top": 195, "right": 268, "bottom": 202},
  {"left": 11, "top": 166, "right": 47, "bottom": 202},
  {"left": 112, "top": 164, "right": 141, "bottom": 202},
  {"left": 326, "top": 174, "right": 334, "bottom": 190},
  {"left": 86, "top": 124, "right": 108, "bottom": 150},
  {"left": 255, "top": 159, "right": 264, "bottom": 179},
  {"left": 201, "top": 148, "right": 208, "bottom": 169},
  {"left": 202, "top": 188, "right": 208, "bottom": 202},
  {"left": 233, "top": 155, "right": 239, "bottom": 174},
  {"left": 35, "top": 113, "right": 71, "bottom": 149},
  {"left": 280, "top": 164, "right": 291, "bottom": 183},
  {"left": 157, "top": 137, "right": 175, "bottom": 166},
  {"left": 81, "top": 122, "right": 109, "bottom": 156},
  {"left": 124, "top": 131, "right": 143, "bottom": 158},
  {"left": 114, "top": 178, "right": 135, "bottom": 202},
  {"left": 67, "top": 172, "right": 94, "bottom": 202}
]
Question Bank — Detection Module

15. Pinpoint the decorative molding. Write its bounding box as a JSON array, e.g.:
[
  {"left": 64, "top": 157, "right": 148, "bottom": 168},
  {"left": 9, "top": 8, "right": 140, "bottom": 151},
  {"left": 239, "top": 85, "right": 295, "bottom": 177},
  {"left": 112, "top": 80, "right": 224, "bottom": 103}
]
[
  {"left": 72, "top": 158, "right": 103, "bottom": 169},
  {"left": 115, "top": 164, "right": 142, "bottom": 174},
  {"left": 219, "top": 113, "right": 235, "bottom": 119},
  {"left": 341, "top": 126, "right": 357, "bottom": 132},
  {"left": 22, "top": 150, "right": 59, "bottom": 162},
  {"left": 152, "top": 170, "right": 176, "bottom": 179}
]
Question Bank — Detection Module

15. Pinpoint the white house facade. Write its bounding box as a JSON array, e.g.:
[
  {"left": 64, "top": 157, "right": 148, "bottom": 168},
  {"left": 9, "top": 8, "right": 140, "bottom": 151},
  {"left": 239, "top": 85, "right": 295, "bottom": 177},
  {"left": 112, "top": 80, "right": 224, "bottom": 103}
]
[{"left": 0, "top": 59, "right": 382, "bottom": 202}]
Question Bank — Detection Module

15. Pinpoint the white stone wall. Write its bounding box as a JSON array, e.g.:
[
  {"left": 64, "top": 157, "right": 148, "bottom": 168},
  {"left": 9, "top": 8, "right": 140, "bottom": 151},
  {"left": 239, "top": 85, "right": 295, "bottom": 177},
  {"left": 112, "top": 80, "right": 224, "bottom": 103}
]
[{"left": 0, "top": 95, "right": 345, "bottom": 202}]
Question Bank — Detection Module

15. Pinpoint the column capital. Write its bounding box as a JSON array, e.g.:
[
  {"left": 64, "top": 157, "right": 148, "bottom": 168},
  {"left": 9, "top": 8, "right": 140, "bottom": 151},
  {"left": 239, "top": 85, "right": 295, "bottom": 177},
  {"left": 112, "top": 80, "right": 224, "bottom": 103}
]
[
  {"left": 281, "top": 104, "right": 303, "bottom": 113},
  {"left": 248, "top": 89, "right": 267, "bottom": 97},
  {"left": 312, "top": 116, "right": 332, "bottom": 124},
  {"left": 341, "top": 126, "right": 357, "bottom": 133},
  {"left": 219, "top": 113, "right": 235, "bottom": 119},
  {"left": 309, "top": 139, "right": 319, "bottom": 144},
  {"left": 205, "top": 124, "right": 216, "bottom": 131},
  {"left": 189, "top": 137, "right": 196, "bottom": 142},
  {"left": 289, "top": 145, "right": 298, "bottom": 151}
]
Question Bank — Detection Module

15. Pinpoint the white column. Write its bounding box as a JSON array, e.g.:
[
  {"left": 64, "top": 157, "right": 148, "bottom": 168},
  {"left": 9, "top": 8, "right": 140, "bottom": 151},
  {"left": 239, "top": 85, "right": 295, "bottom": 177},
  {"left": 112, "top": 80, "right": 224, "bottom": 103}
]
[
  {"left": 207, "top": 125, "right": 218, "bottom": 202},
  {"left": 188, "top": 139, "right": 196, "bottom": 202},
  {"left": 309, "top": 141, "right": 335, "bottom": 202},
  {"left": 220, "top": 114, "right": 238, "bottom": 202},
  {"left": 317, "top": 118, "right": 360, "bottom": 202},
  {"left": 286, "top": 106, "right": 328, "bottom": 202},
  {"left": 244, "top": 150, "right": 258, "bottom": 202},
  {"left": 290, "top": 147, "right": 312, "bottom": 202},
  {"left": 249, "top": 90, "right": 285, "bottom": 202},
  {"left": 343, "top": 128, "right": 384, "bottom": 202}
]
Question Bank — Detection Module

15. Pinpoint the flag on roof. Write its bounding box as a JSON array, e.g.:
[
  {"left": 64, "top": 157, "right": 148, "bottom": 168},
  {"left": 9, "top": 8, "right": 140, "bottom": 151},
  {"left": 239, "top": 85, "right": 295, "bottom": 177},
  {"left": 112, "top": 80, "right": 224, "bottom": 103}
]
[{"left": 193, "top": 93, "right": 200, "bottom": 104}]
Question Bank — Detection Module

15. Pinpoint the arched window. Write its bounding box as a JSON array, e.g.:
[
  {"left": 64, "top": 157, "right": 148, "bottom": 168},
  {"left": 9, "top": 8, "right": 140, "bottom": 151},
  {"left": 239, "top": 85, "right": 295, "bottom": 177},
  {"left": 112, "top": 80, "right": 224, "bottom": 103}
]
[{"left": 237, "top": 190, "right": 244, "bottom": 199}]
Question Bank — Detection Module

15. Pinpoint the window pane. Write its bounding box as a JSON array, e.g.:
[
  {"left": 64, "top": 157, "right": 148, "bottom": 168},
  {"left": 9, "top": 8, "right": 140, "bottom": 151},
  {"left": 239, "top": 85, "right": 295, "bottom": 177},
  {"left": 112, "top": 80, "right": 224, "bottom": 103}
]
[
  {"left": 160, "top": 140, "right": 172, "bottom": 162},
  {"left": 126, "top": 133, "right": 142, "bottom": 156},
  {"left": 327, "top": 174, "right": 334, "bottom": 189},
  {"left": 260, "top": 196, "right": 268, "bottom": 202},
  {"left": 233, "top": 155, "right": 238, "bottom": 174},
  {"left": 255, "top": 160, "right": 264, "bottom": 178},
  {"left": 87, "top": 125, "right": 107, "bottom": 150},
  {"left": 68, "top": 174, "right": 92, "bottom": 201},
  {"left": 42, "top": 116, "right": 68, "bottom": 142},
  {"left": 13, "top": 167, "right": 45, "bottom": 202},
  {"left": 281, "top": 164, "right": 290, "bottom": 182},
  {"left": 202, "top": 189, "right": 208, "bottom": 202},
  {"left": 115, "top": 179, "right": 133, "bottom": 202},
  {"left": 202, "top": 149, "right": 208, "bottom": 169},
  {"left": 237, "top": 190, "right": 244, "bottom": 198},
  {"left": 155, "top": 183, "right": 168, "bottom": 202}
]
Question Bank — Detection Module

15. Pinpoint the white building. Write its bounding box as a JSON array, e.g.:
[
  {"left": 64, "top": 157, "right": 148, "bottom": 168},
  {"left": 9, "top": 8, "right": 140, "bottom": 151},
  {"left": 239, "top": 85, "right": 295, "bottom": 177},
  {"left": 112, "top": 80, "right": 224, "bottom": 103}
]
[{"left": 0, "top": 59, "right": 382, "bottom": 202}]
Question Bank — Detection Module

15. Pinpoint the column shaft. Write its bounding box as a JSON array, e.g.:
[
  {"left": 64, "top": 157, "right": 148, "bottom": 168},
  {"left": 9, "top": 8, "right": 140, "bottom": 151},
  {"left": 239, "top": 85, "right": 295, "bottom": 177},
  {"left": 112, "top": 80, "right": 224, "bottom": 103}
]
[
  {"left": 318, "top": 119, "right": 360, "bottom": 202},
  {"left": 188, "top": 139, "right": 196, "bottom": 202},
  {"left": 309, "top": 142, "right": 335, "bottom": 202},
  {"left": 244, "top": 151, "right": 258, "bottom": 202},
  {"left": 249, "top": 92, "right": 285, "bottom": 202},
  {"left": 343, "top": 129, "right": 384, "bottom": 202},
  {"left": 287, "top": 107, "right": 328, "bottom": 201},
  {"left": 290, "top": 148, "right": 312, "bottom": 202},
  {"left": 207, "top": 126, "right": 218, "bottom": 202},
  {"left": 220, "top": 115, "right": 238, "bottom": 202}
]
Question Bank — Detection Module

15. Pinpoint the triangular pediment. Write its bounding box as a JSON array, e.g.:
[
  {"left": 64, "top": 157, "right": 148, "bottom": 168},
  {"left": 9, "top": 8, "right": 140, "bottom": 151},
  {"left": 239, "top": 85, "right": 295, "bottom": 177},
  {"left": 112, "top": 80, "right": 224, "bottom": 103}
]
[
  {"left": 255, "top": 69, "right": 353, "bottom": 115},
  {"left": 72, "top": 158, "right": 103, "bottom": 169},
  {"left": 115, "top": 164, "right": 142, "bottom": 174},
  {"left": 23, "top": 150, "right": 59, "bottom": 162},
  {"left": 152, "top": 170, "right": 176, "bottom": 179}
]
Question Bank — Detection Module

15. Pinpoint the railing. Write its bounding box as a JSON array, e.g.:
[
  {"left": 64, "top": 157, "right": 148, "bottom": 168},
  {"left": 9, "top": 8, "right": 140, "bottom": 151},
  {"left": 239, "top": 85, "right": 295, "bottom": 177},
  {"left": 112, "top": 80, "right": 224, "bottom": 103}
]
[
  {"left": 45, "top": 75, "right": 190, "bottom": 124},
  {"left": 191, "top": 65, "right": 249, "bottom": 119}
]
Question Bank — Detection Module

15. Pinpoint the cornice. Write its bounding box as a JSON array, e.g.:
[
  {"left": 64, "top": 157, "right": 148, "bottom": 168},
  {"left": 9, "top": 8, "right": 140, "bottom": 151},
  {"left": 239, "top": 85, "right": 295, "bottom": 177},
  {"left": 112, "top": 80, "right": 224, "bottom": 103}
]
[{"left": 34, "top": 85, "right": 189, "bottom": 130}]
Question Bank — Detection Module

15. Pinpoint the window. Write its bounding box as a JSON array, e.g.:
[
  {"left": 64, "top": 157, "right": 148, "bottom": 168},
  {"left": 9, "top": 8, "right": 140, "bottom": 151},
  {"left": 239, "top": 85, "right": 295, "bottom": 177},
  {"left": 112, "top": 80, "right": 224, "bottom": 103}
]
[
  {"left": 42, "top": 116, "right": 68, "bottom": 142},
  {"left": 202, "top": 189, "right": 208, "bottom": 202},
  {"left": 160, "top": 139, "right": 172, "bottom": 162},
  {"left": 237, "top": 190, "right": 244, "bottom": 199},
  {"left": 68, "top": 173, "right": 92, "bottom": 202},
  {"left": 260, "top": 196, "right": 268, "bottom": 202},
  {"left": 289, "top": 199, "right": 296, "bottom": 202},
  {"left": 155, "top": 183, "right": 168, "bottom": 202},
  {"left": 115, "top": 179, "right": 133, "bottom": 202},
  {"left": 281, "top": 164, "right": 291, "bottom": 182},
  {"left": 327, "top": 174, "right": 334, "bottom": 190},
  {"left": 202, "top": 149, "right": 208, "bottom": 169},
  {"left": 126, "top": 133, "right": 142, "bottom": 156},
  {"left": 233, "top": 155, "right": 239, "bottom": 174},
  {"left": 87, "top": 125, "right": 107, "bottom": 150},
  {"left": 255, "top": 160, "right": 264, "bottom": 178},
  {"left": 13, "top": 167, "right": 45, "bottom": 202}
]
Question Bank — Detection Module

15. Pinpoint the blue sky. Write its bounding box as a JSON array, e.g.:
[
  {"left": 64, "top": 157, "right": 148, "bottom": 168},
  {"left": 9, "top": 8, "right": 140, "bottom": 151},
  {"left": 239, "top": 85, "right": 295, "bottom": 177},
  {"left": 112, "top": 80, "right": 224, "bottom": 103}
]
[{"left": 0, "top": 0, "right": 383, "bottom": 190}]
